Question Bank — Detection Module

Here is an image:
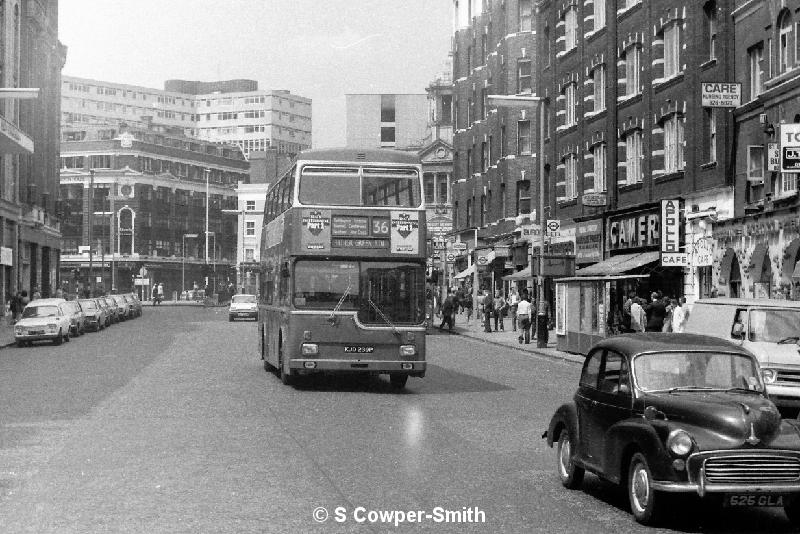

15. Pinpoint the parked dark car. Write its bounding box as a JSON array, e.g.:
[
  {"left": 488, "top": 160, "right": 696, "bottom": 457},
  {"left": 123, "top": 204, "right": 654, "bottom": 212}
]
[
  {"left": 544, "top": 333, "right": 800, "bottom": 526},
  {"left": 78, "top": 298, "right": 106, "bottom": 331},
  {"left": 110, "top": 295, "right": 129, "bottom": 321}
]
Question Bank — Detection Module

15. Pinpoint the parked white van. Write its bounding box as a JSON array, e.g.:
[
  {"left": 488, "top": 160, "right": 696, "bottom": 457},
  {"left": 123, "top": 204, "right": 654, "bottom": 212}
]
[{"left": 684, "top": 298, "right": 800, "bottom": 407}]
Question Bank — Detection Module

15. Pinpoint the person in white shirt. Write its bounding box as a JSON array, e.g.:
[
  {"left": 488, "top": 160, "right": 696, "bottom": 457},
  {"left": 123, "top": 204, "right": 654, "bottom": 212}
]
[
  {"left": 630, "top": 298, "right": 646, "bottom": 333},
  {"left": 671, "top": 298, "right": 686, "bottom": 333},
  {"left": 516, "top": 292, "right": 533, "bottom": 344}
]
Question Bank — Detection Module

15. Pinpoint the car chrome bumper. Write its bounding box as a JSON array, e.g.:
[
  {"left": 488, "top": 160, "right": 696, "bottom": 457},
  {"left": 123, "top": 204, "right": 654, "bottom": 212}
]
[
  {"left": 652, "top": 480, "right": 800, "bottom": 495},
  {"left": 289, "top": 359, "right": 426, "bottom": 376},
  {"left": 15, "top": 333, "right": 58, "bottom": 341}
]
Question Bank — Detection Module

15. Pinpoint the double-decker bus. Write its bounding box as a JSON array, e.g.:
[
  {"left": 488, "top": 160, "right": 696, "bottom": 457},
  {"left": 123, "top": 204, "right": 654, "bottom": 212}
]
[{"left": 258, "top": 148, "right": 427, "bottom": 388}]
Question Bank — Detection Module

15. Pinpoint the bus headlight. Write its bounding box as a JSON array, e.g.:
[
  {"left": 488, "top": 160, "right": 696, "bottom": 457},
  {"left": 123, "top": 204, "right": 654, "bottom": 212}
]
[
  {"left": 301, "top": 343, "right": 319, "bottom": 356},
  {"left": 762, "top": 369, "right": 777, "bottom": 384},
  {"left": 667, "top": 429, "right": 694, "bottom": 457},
  {"left": 399, "top": 345, "right": 416, "bottom": 357}
]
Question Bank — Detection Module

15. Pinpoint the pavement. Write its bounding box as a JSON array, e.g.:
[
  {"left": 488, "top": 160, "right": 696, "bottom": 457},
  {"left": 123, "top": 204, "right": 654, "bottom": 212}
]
[
  {"left": 435, "top": 309, "right": 586, "bottom": 365},
  {"left": 0, "top": 303, "right": 587, "bottom": 366}
]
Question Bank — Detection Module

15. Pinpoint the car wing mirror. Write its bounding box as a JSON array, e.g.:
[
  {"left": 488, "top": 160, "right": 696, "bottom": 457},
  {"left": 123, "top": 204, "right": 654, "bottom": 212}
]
[
  {"left": 644, "top": 405, "right": 666, "bottom": 421},
  {"left": 732, "top": 322, "right": 745, "bottom": 340}
]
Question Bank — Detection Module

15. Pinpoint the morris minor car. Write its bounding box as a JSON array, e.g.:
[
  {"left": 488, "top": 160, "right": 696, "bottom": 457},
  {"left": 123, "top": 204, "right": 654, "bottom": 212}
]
[{"left": 544, "top": 333, "right": 800, "bottom": 526}]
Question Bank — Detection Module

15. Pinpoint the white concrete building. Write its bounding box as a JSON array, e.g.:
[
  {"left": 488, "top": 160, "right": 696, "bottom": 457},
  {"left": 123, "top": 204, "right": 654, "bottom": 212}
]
[{"left": 234, "top": 182, "right": 269, "bottom": 294}]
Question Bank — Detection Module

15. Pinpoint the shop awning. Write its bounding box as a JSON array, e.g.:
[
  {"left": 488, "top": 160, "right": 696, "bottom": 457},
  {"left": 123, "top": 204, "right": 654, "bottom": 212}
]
[
  {"left": 502, "top": 266, "right": 532, "bottom": 281},
  {"left": 574, "top": 251, "right": 661, "bottom": 276},
  {"left": 793, "top": 261, "right": 800, "bottom": 279},
  {"left": 453, "top": 264, "right": 476, "bottom": 280}
]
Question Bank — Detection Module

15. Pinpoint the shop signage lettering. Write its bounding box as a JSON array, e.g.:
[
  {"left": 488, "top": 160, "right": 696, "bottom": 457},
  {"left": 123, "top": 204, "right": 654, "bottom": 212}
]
[
  {"left": 609, "top": 212, "right": 660, "bottom": 251},
  {"left": 576, "top": 220, "right": 603, "bottom": 263},
  {"left": 700, "top": 82, "right": 742, "bottom": 108},
  {"left": 661, "top": 200, "right": 681, "bottom": 253},
  {"left": 780, "top": 124, "right": 800, "bottom": 172},
  {"left": 768, "top": 143, "right": 780, "bottom": 172}
]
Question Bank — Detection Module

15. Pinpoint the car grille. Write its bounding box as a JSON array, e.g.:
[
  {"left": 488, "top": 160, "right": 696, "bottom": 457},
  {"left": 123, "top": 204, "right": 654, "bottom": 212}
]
[
  {"left": 776, "top": 369, "right": 800, "bottom": 386},
  {"left": 705, "top": 454, "right": 800, "bottom": 484}
]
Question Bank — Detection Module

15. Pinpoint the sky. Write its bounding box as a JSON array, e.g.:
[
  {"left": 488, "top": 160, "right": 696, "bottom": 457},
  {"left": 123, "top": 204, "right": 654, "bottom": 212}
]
[{"left": 58, "top": 0, "right": 453, "bottom": 148}]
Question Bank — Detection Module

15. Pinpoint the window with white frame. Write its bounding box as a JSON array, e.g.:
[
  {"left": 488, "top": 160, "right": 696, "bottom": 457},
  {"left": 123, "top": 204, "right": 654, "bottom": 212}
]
[
  {"left": 517, "top": 59, "right": 532, "bottom": 94},
  {"left": 705, "top": 2, "right": 717, "bottom": 60},
  {"left": 781, "top": 173, "right": 798, "bottom": 196},
  {"left": 518, "top": 120, "right": 532, "bottom": 155},
  {"left": 747, "top": 145, "right": 764, "bottom": 183},
  {"left": 246, "top": 220, "right": 255, "bottom": 236},
  {"left": 664, "top": 23, "right": 681, "bottom": 78},
  {"left": 748, "top": 43, "right": 764, "bottom": 99},
  {"left": 664, "top": 114, "right": 685, "bottom": 173},
  {"left": 625, "top": 130, "right": 643, "bottom": 185},
  {"left": 519, "top": 0, "right": 532, "bottom": 32},
  {"left": 516, "top": 180, "right": 531, "bottom": 214},
  {"left": 482, "top": 141, "right": 489, "bottom": 172},
  {"left": 779, "top": 10, "right": 794, "bottom": 73},
  {"left": 705, "top": 108, "right": 717, "bottom": 163},
  {"left": 593, "top": 65, "right": 606, "bottom": 112},
  {"left": 593, "top": 0, "right": 606, "bottom": 31},
  {"left": 592, "top": 143, "right": 606, "bottom": 192},
  {"left": 245, "top": 249, "right": 254, "bottom": 261},
  {"left": 565, "top": 153, "right": 578, "bottom": 199},
  {"left": 564, "top": 83, "right": 577, "bottom": 126},
  {"left": 565, "top": 7, "right": 578, "bottom": 51},
  {"left": 624, "top": 46, "right": 640, "bottom": 96},
  {"left": 245, "top": 200, "right": 256, "bottom": 211}
]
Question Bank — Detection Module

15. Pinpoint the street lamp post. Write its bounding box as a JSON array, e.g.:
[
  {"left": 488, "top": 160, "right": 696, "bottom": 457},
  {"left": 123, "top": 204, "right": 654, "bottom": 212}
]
[
  {"left": 88, "top": 169, "right": 95, "bottom": 295},
  {"left": 182, "top": 233, "right": 199, "bottom": 296},
  {"left": 487, "top": 93, "right": 547, "bottom": 346}
]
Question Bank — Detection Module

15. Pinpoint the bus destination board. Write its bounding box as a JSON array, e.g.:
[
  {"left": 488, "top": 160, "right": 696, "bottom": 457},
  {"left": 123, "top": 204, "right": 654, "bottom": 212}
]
[
  {"left": 331, "top": 238, "right": 389, "bottom": 249},
  {"left": 332, "top": 215, "right": 369, "bottom": 237}
]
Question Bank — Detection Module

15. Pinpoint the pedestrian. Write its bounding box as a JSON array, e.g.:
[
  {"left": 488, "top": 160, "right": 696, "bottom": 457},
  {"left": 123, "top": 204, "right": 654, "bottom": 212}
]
[
  {"left": 439, "top": 289, "right": 455, "bottom": 332},
  {"left": 630, "top": 297, "right": 646, "bottom": 332},
  {"left": 482, "top": 289, "right": 493, "bottom": 333},
  {"left": 662, "top": 297, "right": 674, "bottom": 332},
  {"left": 536, "top": 296, "right": 551, "bottom": 345},
  {"left": 671, "top": 298, "right": 686, "bottom": 333},
  {"left": 493, "top": 291, "right": 506, "bottom": 331},
  {"left": 32, "top": 286, "right": 41, "bottom": 300},
  {"left": 622, "top": 291, "right": 635, "bottom": 332},
  {"left": 645, "top": 292, "right": 666, "bottom": 332},
  {"left": 464, "top": 293, "right": 473, "bottom": 322},
  {"left": 455, "top": 286, "right": 465, "bottom": 314},
  {"left": 508, "top": 288, "right": 520, "bottom": 332},
  {"left": 517, "top": 291, "right": 532, "bottom": 344},
  {"left": 158, "top": 283, "right": 165, "bottom": 304},
  {"left": 9, "top": 292, "right": 18, "bottom": 324}
]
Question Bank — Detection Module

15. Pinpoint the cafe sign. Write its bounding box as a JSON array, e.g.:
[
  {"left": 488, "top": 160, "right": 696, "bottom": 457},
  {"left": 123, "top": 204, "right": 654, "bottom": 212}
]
[
  {"left": 660, "top": 199, "right": 688, "bottom": 267},
  {"left": 608, "top": 210, "right": 660, "bottom": 251}
]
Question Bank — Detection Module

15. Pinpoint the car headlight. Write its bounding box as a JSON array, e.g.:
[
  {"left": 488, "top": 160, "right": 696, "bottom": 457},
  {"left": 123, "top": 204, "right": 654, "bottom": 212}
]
[
  {"left": 301, "top": 343, "right": 319, "bottom": 356},
  {"left": 667, "top": 429, "right": 694, "bottom": 457},
  {"left": 399, "top": 345, "right": 416, "bottom": 356},
  {"left": 14, "top": 326, "right": 23, "bottom": 335},
  {"left": 762, "top": 369, "right": 778, "bottom": 384},
  {"left": 47, "top": 324, "right": 57, "bottom": 333}
]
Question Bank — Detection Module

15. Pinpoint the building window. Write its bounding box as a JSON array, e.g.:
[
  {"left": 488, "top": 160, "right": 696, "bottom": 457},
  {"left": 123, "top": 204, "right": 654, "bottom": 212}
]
[
  {"left": 467, "top": 45, "right": 472, "bottom": 72},
  {"left": 500, "top": 183, "right": 506, "bottom": 217},
  {"left": 517, "top": 120, "right": 532, "bottom": 155},
  {"left": 592, "top": 65, "right": 606, "bottom": 112},
  {"left": 564, "top": 7, "right": 578, "bottom": 51},
  {"left": 246, "top": 221, "right": 255, "bottom": 236},
  {"left": 245, "top": 249, "right": 254, "bottom": 261},
  {"left": 624, "top": 46, "right": 640, "bottom": 96},
  {"left": 480, "top": 194, "right": 486, "bottom": 226},
  {"left": 380, "top": 94, "right": 395, "bottom": 122},
  {"left": 664, "top": 114, "right": 685, "bottom": 173},
  {"left": 424, "top": 174, "right": 435, "bottom": 204},
  {"left": 664, "top": 23, "right": 681, "bottom": 78},
  {"left": 564, "top": 83, "right": 577, "bottom": 127},
  {"left": 437, "top": 174, "right": 448, "bottom": 204},
  {"left": 705, "top": 108, "right": 717, "bottom": 163},
  {"left": 781, "top": 173, "right": 798, "bottom": 196},
  {"left": 519, "top": 0, "right": 532, "bottom": 32},
  {"left": 481, "top": 87, "right": 488, "bottom": 120},
  {"left": 466, "top": 148, "right": 472, "bottom": 177},
  {"left": 564, "top": 154, "right": 578, "bottom": 199},
  {"left": 705, "top": 2, "right": 717, "bottom": 60},
  {"left": 500, "top": 125, "right": 506, "bottom": 157},
  {"left": 779, "top": 10, "right": 794, "bottom": 73},
  {"left": 516, "top": 180, "right": 531, "bottom": 214},
  {"left": 544, "top": 26, "right": 551, "bottom": 67},
  {"left": 747, "top": 145, "right": 764, "bottom": 183},
  {"left": 592, "top": 143, "right": 606, "bottom": 192},
  {"left": 481, "top": 33, "right": 487, "bottom": 65},
  {"left": 482, "top": 141, "right": 489, "bottom": 172},
  {"left": 89, "top": 155, "right": 112, "bottom": 169},
  {"left": 594, "top": 0, "right": 606, "bottom": 31},
  {"left": 466, "top": 199, "right": 472, "bottom": 227},
  {"left": 467, "top": 96, "right": 473, "bottom": 125},
  {"left": 748, "top": 43, "right": 764, "bottom": 99},
  {"left": 624, "top": 130, "right": 643, "bottom": 185},
  {"left": 380, "top": 127, "right": 395, "bottom": 145},
  {"left": 517, "top": 58, "right": 532, "bottom": 94}
]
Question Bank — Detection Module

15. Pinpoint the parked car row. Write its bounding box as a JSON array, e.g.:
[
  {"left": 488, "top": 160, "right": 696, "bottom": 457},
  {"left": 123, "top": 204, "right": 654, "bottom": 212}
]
[{"left": 14, "top": 293, "right": 143, "bottom": 347}]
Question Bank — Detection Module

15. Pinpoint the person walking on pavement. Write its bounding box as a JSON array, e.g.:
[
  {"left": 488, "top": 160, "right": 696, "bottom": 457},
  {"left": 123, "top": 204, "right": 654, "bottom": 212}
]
[
  {"left": 517, "top": 291, "right": 532, "bottom": 344},
  {"left": 439, "top": 289, "right": 455, "bottom": 332},
  {"left": 622, "top": 291, "right": 635, "bottom": 332},
  {"left": 482, "top": 289, "right": 493, "bottom": 333},
  {"left": 645, "top": 292, "right": 666, "bottom": 332},
  {"left": 536, "top": 296, "right": 551, "bottom": 345},
  {"left": 493, "top": 291, "right": 506, "bottom": 331},
  {"left": 630, "top": 297, "right": 646, "bottom": 332},
  {"left": 508, "top": 288, "right": 520, "bottom": 332},
  {"left": 670, "top": 298, "right": 686, "bottom": 333}
]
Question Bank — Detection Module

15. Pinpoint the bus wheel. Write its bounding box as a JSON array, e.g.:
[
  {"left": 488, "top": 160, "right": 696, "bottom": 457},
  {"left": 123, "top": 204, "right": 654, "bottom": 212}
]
[
  {"left": 279, "top": 344, "right": 293, "bottom": 386},
  {"left": 389, "top": 374, "right": 408, "bottom": 389}
]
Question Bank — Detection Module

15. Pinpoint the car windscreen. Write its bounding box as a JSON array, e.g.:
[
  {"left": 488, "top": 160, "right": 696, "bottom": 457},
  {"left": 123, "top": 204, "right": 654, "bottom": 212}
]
[
  {"left": 748, "top": 308, "right": 800, "bottom": 343},
  {"left": 298, "top": 165, "right": 421, "bottom": 207},
  {"left": 293, "top": 260, "right": 425, "bottom": 325},
  {"left": 79, "top": 300, "right": 97, "bottom": 310},
  {"left": 22, "top": 305, "right": 58, "bottom": 318},
  {"left": 633, "top": 351, "right": 764, "bottom": 393},
  {"left": 232, "top": 295, "right": 256, "bottom": 304}
]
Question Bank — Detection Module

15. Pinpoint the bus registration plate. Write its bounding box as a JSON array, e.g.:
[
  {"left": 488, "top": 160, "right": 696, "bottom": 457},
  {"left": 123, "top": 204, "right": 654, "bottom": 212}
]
[{"left": 344, "top": 346, "right": 374, "bottom": 353}]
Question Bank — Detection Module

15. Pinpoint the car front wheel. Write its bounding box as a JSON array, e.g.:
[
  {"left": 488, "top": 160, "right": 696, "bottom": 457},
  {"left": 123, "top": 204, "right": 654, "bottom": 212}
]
[
  {"left": 628, "top": 452, "right": 660, "bottom": 525},
  {"left": 556, "top": 429, "right": 584, "bottom": 489}
]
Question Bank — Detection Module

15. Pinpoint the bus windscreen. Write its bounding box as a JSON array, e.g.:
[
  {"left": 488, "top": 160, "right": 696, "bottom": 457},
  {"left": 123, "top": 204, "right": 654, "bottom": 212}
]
[{"left": 298, "top": 166, "right": 421, "bottom": 208}]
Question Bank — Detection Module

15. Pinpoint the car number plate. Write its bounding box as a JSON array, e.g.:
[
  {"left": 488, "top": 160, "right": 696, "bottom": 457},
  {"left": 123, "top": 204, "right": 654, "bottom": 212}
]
[
  {"left": 29, "top": 330, "right": 44, "bottom": 335},
  {"left": 344, "top": 346, "right": 374, "bottom": 353},
  {"left": 237, "top": 312, "right": 248, "bottom": 316},
  {"left": 725, "top": 494, "right": 785, "bottom": 507}
]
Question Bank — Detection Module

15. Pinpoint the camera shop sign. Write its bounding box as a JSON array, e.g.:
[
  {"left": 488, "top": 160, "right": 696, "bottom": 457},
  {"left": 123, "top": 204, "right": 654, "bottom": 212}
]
[
  {"left": 660, "top": 199, "right": 688, "bottom": 267},
  {"left": 608, "top": 210, "right": 660, "bottom": 251}
]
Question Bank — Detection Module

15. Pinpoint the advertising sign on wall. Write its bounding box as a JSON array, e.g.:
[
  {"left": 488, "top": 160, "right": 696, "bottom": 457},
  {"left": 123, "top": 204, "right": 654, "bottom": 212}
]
[
  {"left": 608, "top": 211, "right": 660, "bottom": 251},
  {"left": 575, "top": 220, "right": 603, "bottom": 264},
  {"left": 390, "top": 210, "right": 419, "bottom": 254},
  {"left": 661, "top": 199, "right": 688, "bottom": 267}
]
